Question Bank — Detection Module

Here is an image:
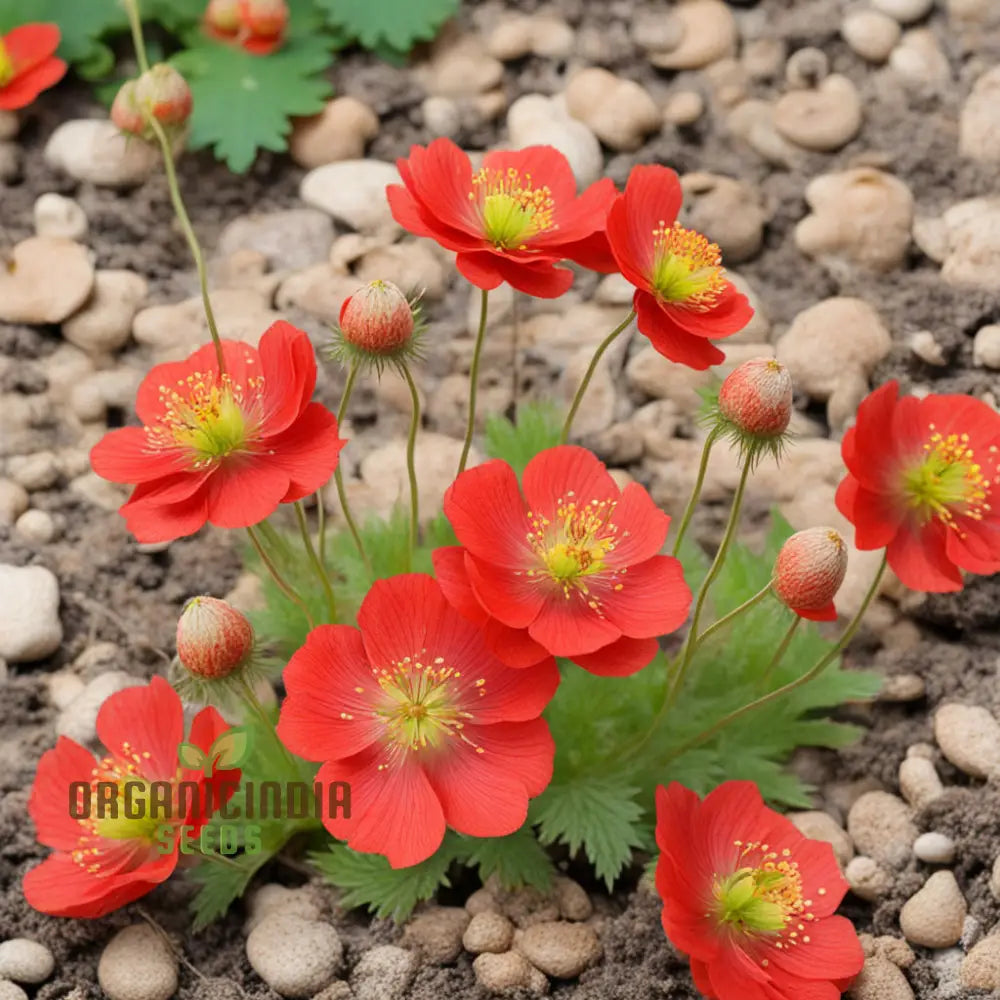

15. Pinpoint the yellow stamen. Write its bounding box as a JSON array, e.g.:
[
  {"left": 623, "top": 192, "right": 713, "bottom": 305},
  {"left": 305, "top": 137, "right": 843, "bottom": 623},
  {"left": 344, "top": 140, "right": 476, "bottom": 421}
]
[
  {"left": 0, "top": 40, "right": 13, "bottom": 88},
  {"left": 469, "top": 166, "right": 556, "bottom": 250},
  {"left": 650, "top": 220, "right": 726, "bottom": 309}
]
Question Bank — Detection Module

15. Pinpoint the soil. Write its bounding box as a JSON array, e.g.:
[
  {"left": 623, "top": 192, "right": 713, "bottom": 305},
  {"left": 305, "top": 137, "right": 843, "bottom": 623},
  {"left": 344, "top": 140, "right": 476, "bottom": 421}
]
[{"left": 3, "top": 0, "right": 1000, "bottom": 997}]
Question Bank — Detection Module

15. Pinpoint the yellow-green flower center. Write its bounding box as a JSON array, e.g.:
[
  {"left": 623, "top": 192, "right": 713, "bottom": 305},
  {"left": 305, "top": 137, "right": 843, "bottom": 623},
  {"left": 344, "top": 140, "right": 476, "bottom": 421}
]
[
  {"left": 94, "top": 779, "right": 163, "bottom": 841},
  {"left": 471, "top": 166, "right": 556, "bottom": 250},
  {"left": 903, "top": 428, "right": 991, "bottom": 529},
  {"left": 650, "top": 220, "right": 726, "bottom": 309},
  {"left": 714, "top": 864, "right": 801, "bottom": 933},
  {"left": 0, "top": 40, "right": 14, "bottom": 87}
]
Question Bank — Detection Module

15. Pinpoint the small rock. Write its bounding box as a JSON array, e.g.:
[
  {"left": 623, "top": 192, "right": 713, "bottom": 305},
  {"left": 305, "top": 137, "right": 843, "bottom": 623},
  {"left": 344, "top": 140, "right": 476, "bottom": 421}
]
[
  {"left": 244, "top": 883, "right": 322, "bottom": 933},
  {"left": 217, "top": 209, "right": 335, "bottom": 272},
  {"left": 878, "top": 673, "right": 926, "bottom": 702},
  {"left": 990, "top": 855, "right": 1000, "bottom": 899},
  {"left": 350, "top": 946, "right": 417, "bottom": 1000},
  {"left": 913, "top": 832, "right": 956, "bottom": 864},
  {"left": 664, "top": 90, "right": 705, "bottom": 126},
  {"left": 463, "top": 912, "right": 515, "bottom": 954},
  {"left": 0, "top": 939, "right": 55, "bottom": 984},
  {"left": 553, "top": 877, "right": 592, "bottom": 922},
  {"left": 0, "top": 237, "right": 94, "bottom": 324},
  {"left": 973, "top": 325, "right": 1000, "bottom": 368},
  {"left": 934, "top": 702, "right": 1000, "bottom": 778},
  {"left": 466, "top": 887, "right": 502, "bottom": 916},
  {"left": 312, "top": 984, "right": 354, "bottom": 1000},
  {"left": 15, "top": 509, "right": 56, "bottom": 545},
  {"left": 848, "top": 956, "right": 915, "bottom": 1000},
  {"left": 8, "top": 452, "right": 59, "bottom": 492},
  {"left": 842, "top": 10, "right": 901, "bottom": 61},
  {"left": 487, "top": 14, "right": 574, "bottom": 59},
  {"left": 0, "top": 111, "right": 18, "bottom": 139},
  {"left": 0, "top": 480, "right": 28, "bottom": 527},
  {"left": 300, "top": 161, "right": 401, "bottom": 236},
  {"left": 846, "top": 856, "right": 894, "bottom": 902},
  {"left": 647, "top": 0, "right": 737, "bottom": 69},
  {"left": 795, "top": 168, "right": 913, "bottom": 273},
  {"left": 727, "top": 99, "right": 802, "bottom": 166},
  {"left": 355, "top": 241, "right": 449, "bottom": 300},
  {"left": 773, "top": 74, "right": 863, "bottom": 151},
  {"left": 0, "top": 984, "right": 27, "bottom": 1000},
  {"left": 417, "top": 36, "right": 503, "bottom": 97},
  {"left": 909, "top": 330, "right": 946, "bottom": 366},
  {"left": 402, "top": 907, "right": 470, "bottom": 964},
  {"left": 275, "top": 266, "right": 359, "bottom": 325},
  {"left": 785, "top": 47, "right": 829, "bottom": 89},
  {"left": 44, "top": 119, "right": 160, "bottom": 186},
  {"left": 97, "top": 925, "right": 178, "bottom": 1000},
  {"left": 421, "top": 95, "right": 462, "bottom": 137},
  {"left": 872, "top": 0, "right": 935, "bottom": 22},
  {"left": 564, "top": 68, "right": 661, "bottom": 152},
  {"left": 940, "top": 197, "right": 1000, "bottom": 290},
  {"left": 33, "top": 193, "right": 88, "bottom": 240},
  {"left": 0, "top": 565, "right": 62, "bottom": 663},
  {"left": 900, "top": 871, "right": 966, "bottom": 948},
  {"left": 56, "top": 671, "right": 143, "bottom": 744},
  {"left": 517, "top": 921, "right": 601, "bottom": 978},
  {"left": 473, "top": 952, "right": 548, "bottom": 994},
  {"left": 961, "top": 935, "right": 1000, "bottom": 989},
  {"left": 680, "top": 172, "right": 767, "bottom": 263},
  {"left": 63, "top": 270, "right": 148, "bottom": 355},
  {"left": 847, "top": 792, "right": 916, "bottom": 868},
  {"left": 961, "top": 67, "right": 1000, "bottom": 162},
  {"left": 873, "top": 937, "right": 916, "bottom": 968},
  {"left": 246, "top": 914, "right": 342, "bottom": 998},
  {"left": 788, "top": 811, "right": 854, "bottom": 868},
  {"left": 507, "top": 94, "right": 602, "bottom": 186},
  {"left": 289, "top": 97, "right": 379, "bottom": 169},
  {"left": 889, "top": 29, "right": 950, "bottom": 89}
]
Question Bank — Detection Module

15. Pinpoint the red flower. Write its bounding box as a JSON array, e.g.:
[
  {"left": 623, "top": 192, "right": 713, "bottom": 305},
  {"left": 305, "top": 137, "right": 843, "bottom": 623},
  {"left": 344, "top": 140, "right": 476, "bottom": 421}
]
[
  {"left": 90, "top": 321, "right": 345, "bottom": 544},
  {"left": 0, "top": 23, "right": 66, "bottom": 111},
  {"left": 387, "top": 139, "right": 617, "bottom": 298},
  {"left": 276, "top": 574, "right": 559, "bottom": 868},
  {"left": 606, "top": 165, "right": 753, "bottom": 370},
  {"left": 440, "top": 446, "right": 692, "bottom": 674},
  {"left": 655, "top": 781, "right": 863, "bottom": 1000},
  {"left": 835, "top": 380, "right": 1000, "bottom": 592},
  {"left": 24, "top": 677, "right": 238, "bottom": 918}
]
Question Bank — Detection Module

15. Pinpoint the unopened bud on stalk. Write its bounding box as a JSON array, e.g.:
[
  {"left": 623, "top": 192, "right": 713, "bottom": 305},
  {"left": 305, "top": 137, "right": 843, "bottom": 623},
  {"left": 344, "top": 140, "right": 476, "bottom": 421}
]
[
  {"left": 111, "top": 64, "right": 193, "bottom": 139},
  {"left": 340, "top": 280, "right": 416, "bottom": 356},
  {"left": 205, "top": 0, "right": 242, "bottom": 36},
  {"left": 239, "top": 0, "right": 289, "bottom": 39},
  {"left": 772, "top": 527, "right": 848, "bottom": 622},
  {"left": 718, "top": 358, "right": 793, "bottom": 438},
  {"left": 176, "top": 596, "right": 254, "bottom": 680}
]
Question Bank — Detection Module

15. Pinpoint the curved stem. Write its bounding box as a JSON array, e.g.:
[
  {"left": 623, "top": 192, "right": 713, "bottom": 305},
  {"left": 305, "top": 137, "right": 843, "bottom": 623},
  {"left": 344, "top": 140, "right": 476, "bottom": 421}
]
[
  {"left": 663, "top": 555, "right": 888, "bottom": 765},
  {"left": 691, "top": 585, "right": 772, "bottom": 654},
  {"left": 246, "top": 525, "right": 314, "bottom": 629},
  {"left": 145, "top": 115, "right": 225, "bottom": 374},
  {"left": 759, "top": 615, "right": 800, "bottom": 689},
  {"left": 331, "top": 362, "right": 372, "bottom": 575},
  {"left": 293, "top": 501, "right": 337, "bottom": 623},
  {"left": 671, "top": 428, "right": 719, "bottom": 556},
  {"left": 123, "top": 0, "right": 151, "bottom": 74},
  {"left": 458, "top": 288, "right": 489, "bottom": 476},
  {"left": 401, "top": 363, "right": 422, "bottom": 567},
  {"left": 560, "top": 309, "right": 635, "bottom": 445},
  {"left": 237, "top": 675, "right": 301, "bottom": 775}
]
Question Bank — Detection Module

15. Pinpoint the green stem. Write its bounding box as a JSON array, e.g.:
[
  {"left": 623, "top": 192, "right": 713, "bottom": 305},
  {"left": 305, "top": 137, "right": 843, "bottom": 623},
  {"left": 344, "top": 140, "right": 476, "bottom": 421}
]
[
  {"left": 246, "top": 525, "right": 314, "bottom": 630},
  {"left": 691, "top": 585, "right": 771, "bottom": 653},
  {"left": 458, "top": 288, "right": 489, "bottom": 476},
  {"left": 560, "top": 309, "right": 635, "bottom": 444},
  {"left": 671, "top": 428, "right": 719, "bottom": 556},
  {"left": 293, "top": 501, "right": 337, "bottom": 624},
  {"left": 145, "top": 115, "right": 225, "bottom": 374},
  {"left": 759, "top": 615, "right": 800, "bottom": 689},
  {"left": 663, "top": 555, "right": 888, "bottom": 765},
  {"left": 122, "top": 0, "right": 151, "bottom": 74},
  {"left": 332, "top": 362, "right": 372, "bottom": 575},
  {"left": 401, "top": 363, "right": 421, "bottom": 567},
  {"left": 236, "top": 675, "right": 300, "bottom": 775}
]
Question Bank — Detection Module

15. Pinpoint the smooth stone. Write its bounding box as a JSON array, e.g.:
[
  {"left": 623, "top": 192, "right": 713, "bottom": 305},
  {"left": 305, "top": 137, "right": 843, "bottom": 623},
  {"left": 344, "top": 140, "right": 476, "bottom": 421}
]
[
  {"left": 773, "top": 74, "right": 862, "bottom": 151},
  {"left": 0, "top": 237, "right": 95, "bottom": 325},
  {"left": 472, "top": 952, "right": 548, "bottom": 994},
  {"left": 0, "top": 939, "right": 55, "bottom": 984},
  {"left": 507, "top": 94, "right": 602, "bottom": 186},
  {"left": 402, "top": 907, "right": 469, "bottom": 964},
  {"left": 289, "top": 97, "right": 379, "bottom": 169},
  {"left": 961, "top": 935, "right": 1000, "bottom": 989},
  {"left": 872, "top": 0, "right": 935, "bottom": 22},
  {"left": 680, "top": 171, "right": 767, "bottom": 263},
  {"left": 788, "top": 811, "right": 854, "bottom": 867},
  {"left": 913, "top": 832, "right": 956, "bottom": 864},
  {"left": 217, "top": 209, "right": 335, "bottom": 271},
  {"left": 0, "top": 565, "right": 62, "bottom": 663},
  {"left": 300, "top": 161, "right": 401, "bottom": 236},
  {"left": 62, "top": 270, "right": 148, "bottom": 355},
  {"left": 350, "top": 946, "right": 418, "bottom": 1000},
  {"left": 842, "top": 10, "right": 901, "bottom": 61},
  {"left": 973, "top": 325, "right": 1000, "bottom": 368},
  {"left": 97, "top": 925, "right": 178, "bottom": 1000},
  {"left": 960, "top": 67, "right": 1000, "bottom": 162},
  {"left": 33, "top": 193, "right": 88, "bottom": 240},
  {"left": 517, "top": 921, "right": 601, "bottom": 978},
  {"left": 564, "top": 67, "right": 661, "bottom": 151},
  {"left": 848, "top": 956, "right": 915, "bottom": 1000},
  {"left": 847, "top": 792, "right": 916, "bottom": 868},
  {"left": 44, "top": 119, "right": 160, "bottom": 187},
  {"left": 0, "top": 480, "right": 28, "bottom": 527},
  {"left": 647, "top": 0, "right": 737, "bottom": 69},
  {"left": 934, "top": 703, "right": 1000, "bottom": 778},
  {"left": 56, "top": 671, "right": 144, "bottom": 745},
  {"left": 15, "top": 509, "right": 56, "bottom": 545},
  {"left": 245, "top": 914, "right": 342, "bottom": 998},
  {"left": 899, "top": 871, "right": 966, "bottom": 948},
  {"left": 463, "top": 912, "right": 515, "bottom": 954}
]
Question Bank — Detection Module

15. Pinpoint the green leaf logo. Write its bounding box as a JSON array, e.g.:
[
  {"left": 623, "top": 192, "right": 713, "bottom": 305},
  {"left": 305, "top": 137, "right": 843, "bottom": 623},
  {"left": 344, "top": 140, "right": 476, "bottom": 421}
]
[
  {"left": 208, "top": 726, "right": 251, "bottom": 774},
  {"left": 178, "top": 742, "right": 208, "bottom": 770}
]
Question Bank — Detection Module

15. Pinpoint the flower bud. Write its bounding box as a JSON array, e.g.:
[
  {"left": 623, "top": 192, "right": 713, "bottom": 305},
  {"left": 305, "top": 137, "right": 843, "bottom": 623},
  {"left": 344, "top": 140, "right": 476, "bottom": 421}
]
[
  {"left": 238, "top": 0, "right": 288, "bottom": 39},
  {"left": 718, "top": 358, "right": 793, "bottom": 438},
  {"left": 205, "top": 0, "right": 242, "bottom": 36},
  {"left": 110, "top": 80, "right": 145, "bottom": 136},
  {"left": 339, "top": 280, "right": 416, "bottom": 356},
  {"left": 133, "top": 64, "right": 193, "bottom": 128},
  {"left": 772, "top": 528, "right": 848, "bottom": 622},
  {"left": 176, "top": 596, "right": 254, "bottom": 679}
]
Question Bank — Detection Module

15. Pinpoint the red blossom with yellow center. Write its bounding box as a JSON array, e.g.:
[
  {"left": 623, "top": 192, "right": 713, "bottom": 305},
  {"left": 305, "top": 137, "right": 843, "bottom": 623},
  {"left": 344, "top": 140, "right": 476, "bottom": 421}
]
[
  {"left": 387, "top": 139, "right": 617, "bottom": 298},
  {"left": 836, "top": 380, "right": 1000, "bottom": 592},
  {"left": 655, "top": 781, "right": 863, "bottom": 1000},
  {"left": 439, "top": 446, "right": 691, "bottom": 673},
  {"left": 0, "top": 23, "right": 66, "bottom": 110},
  {"left": 605, "top": 165, "right": 754, "bottom": 370},
  {"left": 24, "top": 677, "right": 238, "bottom": 918},
  {"left": 89, "top": 321, "right": 344, "bottom": 544},
  {"left": 276, "top": 575, "right": 559, "bottom": 868}
]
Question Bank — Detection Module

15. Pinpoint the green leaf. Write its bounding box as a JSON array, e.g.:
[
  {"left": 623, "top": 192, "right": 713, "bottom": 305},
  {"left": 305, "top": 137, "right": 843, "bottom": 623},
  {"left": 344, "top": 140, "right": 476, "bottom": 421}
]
[
  {"left": 456, "top": 827, "right": 555, "bottom": 891},
  {"left": 187, "top": 853, "right": 268, "bottom": 932},
  {"left": 310, "top": 838, "right": 459, "bottom": 921},
  {"left": 315, "top": 0, "right": 459, "bottom": 52},
  {"left": 171, "top": 34, "right": 333, "bottom": 171},
  {"left": 209, "top": 726, "right": 252, "bottom": 770},
  {"left": 530, "top": 778, "right": 646, "bottom": 890},
  {"left": 177, "top": 742, "right": 208, "bottom": 770},
  {"left": 484, "top": 402, "right": 563, "bottom": 479}
]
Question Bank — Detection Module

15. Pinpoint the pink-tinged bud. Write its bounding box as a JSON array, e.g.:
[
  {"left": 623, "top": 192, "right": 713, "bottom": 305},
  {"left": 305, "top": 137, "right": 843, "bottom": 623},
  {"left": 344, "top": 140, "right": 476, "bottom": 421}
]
[
  {"left": 133, "top": 64, "right": 193, "bottom": 128},
  {"left": 239, "top": 0, "right": 288, "bottom": 38},
  {"left": 176, "top": 596, "right": 254, "bottom": 680},
  {"left": 339, "top": 280, "right": 415, "bottom": 356},
  {"left": 718, "top": 358, "right": 793, "bottom": 437},
  {"left": 205, "top": 0, "right": 242, "bottom": 36},
  {"left": 110, "top": 80, "right": 145, "bottom": 136},
  {"left": 772, "top": 528, "right": 848, "bottom": 622}
]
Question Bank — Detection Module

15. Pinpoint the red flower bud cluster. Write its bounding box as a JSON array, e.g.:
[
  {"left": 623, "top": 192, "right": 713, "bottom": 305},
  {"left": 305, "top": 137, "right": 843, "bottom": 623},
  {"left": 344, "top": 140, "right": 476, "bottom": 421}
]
[{"left": 205, "top": 0, "right": 289, "bottom": 55}]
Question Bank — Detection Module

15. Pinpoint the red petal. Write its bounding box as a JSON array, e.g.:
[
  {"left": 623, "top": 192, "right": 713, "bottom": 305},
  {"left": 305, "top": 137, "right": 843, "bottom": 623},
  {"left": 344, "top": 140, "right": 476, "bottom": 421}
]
[
  {"left": 466, "top": 554, "right": 547, "bottom": 630},
  {"left": 0, "top": 55, "right": 65, "bottom": 109},
  {"left": 203, "top": 459, "right": 290, "bottom": 530},
  {"left": 946, "top": 521, "right": 1000, "bottom": 576},
  {"left": 119, "top": 482, "right": 210, "bottom": 543},
  {"left": 766, "top": 915, "right": 864, "bottom": 984},
  {"left": 387, "top": 183, "right": 484, "bottom": 252},
  {"left": 560, "top": 229, "right": 619, "bottom": 273},
  {"left": 403, "top": 139, "right": 480, "bottom": 237},
  {"left": 493, "top": 255, "right": 575, "bottom": 298},
  {"left": 706, "top": 949, "right": 773, "bottom": 1000},
  {"left": 482, "top": 145, "right": 577, "bottom": 206},
  {"left": 600, "top": 555, "right": 692, "bottom": 638},
  {"left": 793, "top": 601, "right": 838, "bottom": 622},
  {"left": 4, "top": 23, "right": 61, "bottom": 70},
  {"left": 886, "top": 521, "right": 963, "bottom": 592},
  {"left": 432, "top": 546, "right": 489, "bottom": 624},
  {"left": 635, "top": 291, "right": 726, "bottom": 370},
  {"left": 570, "top": 634, "right": 659, "bottom": 676},
  {"left": 29, "top": 737, "right": 97, "bottom": 851},
  {"left": 527, "top": 591, "right": 621, "bottom": 657},
  {"left": 522, "top": 445, "right": 619, "bottom": 520},
  {"left": 89, "top": 427, "right": 188, "bottom": 485},
  {"left": 258, "top": 320, "right": 316, "bottom": 435},
  {"left": 663, "top": 283, "right": 754, "bottom": 338},
  {"left": 455, "top": 250, "right": 505, "bottom": 291},
  {"left": 534, "top": 176, "right": 618, "bottom": 249},
  {"left": 316, "top": 753, "right": 445, "bottom": 869},
  {"left": 424, "top": 719, "right": 554, "bottom": 836},
  {"left": 606, "top": 481, "right": 671, "bottom": 566},
  {"left": 834, "top": 476, "right": 901, "bottom": 550},
  {"left": 261, "top": 402, "right": 345, "bottom": 502},
  {"left": 483, "top": 617, "right": 552, "bottom": 668},
  {"left": 276, "top": 624, "right": 383, "bottom": 761}
]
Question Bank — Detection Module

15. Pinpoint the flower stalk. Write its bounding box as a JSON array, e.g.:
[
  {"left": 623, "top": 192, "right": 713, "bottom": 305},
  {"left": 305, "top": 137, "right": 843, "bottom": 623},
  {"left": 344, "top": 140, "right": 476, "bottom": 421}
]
[{"left": 458, "top": 288, "right": 489, "bottom": 476}]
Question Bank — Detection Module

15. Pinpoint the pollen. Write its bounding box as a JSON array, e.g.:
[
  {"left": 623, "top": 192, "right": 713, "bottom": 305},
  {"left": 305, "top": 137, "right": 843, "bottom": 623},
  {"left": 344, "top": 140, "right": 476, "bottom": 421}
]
[
  {"left": 470, "top": 166, "right": 557, "bottom": 251},
  {"left": 649, "top": 220, "right": 727, "bottom": 309}
]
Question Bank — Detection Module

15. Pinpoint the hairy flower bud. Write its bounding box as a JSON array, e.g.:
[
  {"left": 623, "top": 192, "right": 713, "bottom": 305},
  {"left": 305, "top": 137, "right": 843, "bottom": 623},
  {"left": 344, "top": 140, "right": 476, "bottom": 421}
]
[
  {"left": 176, "top": 596, "right": 254, "bottom": 679},
  {"left": 110, "top": 80, "right": 145, "bottom": 136},
  {"left": 719, "top": 358, "right": 793, "bottom": 438},
  {"left": 111, "top": 65, "right": 192, "bottom": 139},
  {"left": 205, "top": 0, "right": 242, "bottom": 36},
  {"left": 239, "top": 0, "right": 288, "bottom": 39},
  {"left": 772, "top": 527, "right": 848, "bottom": 622},
  {"left": 339, "top": 280, "right": 416, "bottom": 356}
]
